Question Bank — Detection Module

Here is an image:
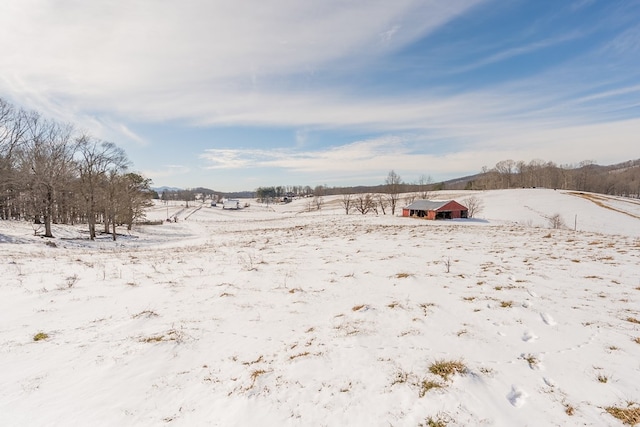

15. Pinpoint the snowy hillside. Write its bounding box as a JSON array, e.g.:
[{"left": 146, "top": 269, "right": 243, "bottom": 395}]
[{"left": 1, "top": 189, "right": 639, "bottom": 426}]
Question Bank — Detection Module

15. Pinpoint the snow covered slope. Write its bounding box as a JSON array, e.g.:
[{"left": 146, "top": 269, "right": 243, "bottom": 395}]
[{"left": 1, "top": 189, "right": 639, "bottom": 426}]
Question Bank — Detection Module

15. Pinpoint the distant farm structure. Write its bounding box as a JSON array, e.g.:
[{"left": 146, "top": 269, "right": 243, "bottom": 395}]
[
  {"left": 222, "top": 199, "right": 241, "bottom": 210},
  {"left": 402, "top": 200, "right": 469, "bottom": 220}
]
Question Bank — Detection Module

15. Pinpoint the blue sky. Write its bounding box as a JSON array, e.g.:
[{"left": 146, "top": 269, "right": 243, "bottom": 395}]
[{"left": 2, "top": 0, "right": 639, "bottom": 191}]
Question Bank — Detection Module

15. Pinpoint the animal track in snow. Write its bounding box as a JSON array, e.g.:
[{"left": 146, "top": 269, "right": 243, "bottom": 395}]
[
  {"left": 540, "top": 312, "right": 556, "bottom": 326},
  {"left": 522, "top": 331, "right": 538, "bottom": 342},
  {"left": 507, "top": 385, "right": 528, "bottom": 407}
]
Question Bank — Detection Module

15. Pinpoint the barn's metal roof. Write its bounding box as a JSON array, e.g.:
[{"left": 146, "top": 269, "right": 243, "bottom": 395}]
[{"left": 404, "top": 200, "right": 452, "bottom": 211}]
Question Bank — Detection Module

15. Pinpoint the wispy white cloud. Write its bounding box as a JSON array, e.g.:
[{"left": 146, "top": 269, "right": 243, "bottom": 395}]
[
  {"left": 200, "top": 115, "right": 640, "bottom": 179},
  {"left": 454, "top": 31, "right": 584, "bottom": 73},
  {"left": 2, "top": 0, "right": 639, "bottom": 190}
]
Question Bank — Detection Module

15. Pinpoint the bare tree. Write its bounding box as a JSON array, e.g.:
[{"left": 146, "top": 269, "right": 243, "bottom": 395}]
[
  {"left": 0, "top": 99, "right": 28, "bottom": 220},
  {"left": 341, "top": 193, "right": 353, "bottom": 215},
  {"left": 463, "top": 195, "right": 484, "bottom": 218},
  {"left": 375, "top": 194, "right": 388, "bottom": 214},
  {"left": 18, "top": 113, "right": 77, "bottom": 237},
  {"left": 495, "top": 159, "right": 516, "bottom": 188},
  {"left": 547, "top": 213, "right": 565, "bottom": 229},
  {"left": 385, "top": 170, "right": 403, "bottom": 215},
  {"left": 355, "top": 193, "right": 374, "bottom": 215},
  {"left": 76, "top": 136, "right": 129, "bottom": 240},
  {"left": 417, "top": 174, "right": 433, "bottom": 199}
]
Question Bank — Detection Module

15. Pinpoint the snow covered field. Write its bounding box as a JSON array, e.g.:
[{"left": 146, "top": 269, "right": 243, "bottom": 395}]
[{"left": 1, "top": 189, "right": 639, "bottom": 426}]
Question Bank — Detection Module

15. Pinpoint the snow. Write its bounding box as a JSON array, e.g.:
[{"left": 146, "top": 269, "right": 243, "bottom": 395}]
[{"left": 1, "top": 189, "right": 639, "bottom": 426}]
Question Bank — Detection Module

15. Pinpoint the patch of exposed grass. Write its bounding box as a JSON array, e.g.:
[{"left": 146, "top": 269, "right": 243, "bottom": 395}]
[
  {"left": 352, "top": 304, "right": 366, "bottom": 311},
  {"left": 564, "top": 401, "right": 575, "bottom": 416},
  {"left": 521, "top": 353, "right": 539, "bottom": 369},
  {"left": 428, "top": 359, "right": 467, "bottom": 382},
  {"left": 140, "top": 329, "right": 184, "bottom": 343},
  {"left": 420, "top": 413, "right": 451, "bottom": 427},
  {"left": 396, "top": 272, "right": 412, "bottom": 279},
  {"left": 391, "top": 370, "right": 409, "bottom": 386},
  {"left": 249, "top": 369, "right": 267, "bottom": 388},
  {"left": 33, "top": 332, "right": 49, "bottom": 341},
  {"left": 605, "top": 403, "right": 640, "bottom": 425},
  {"left": 242, "top": 355, "right": 264, "bottom": 366},
  {"left": 633, "top": 337, "right": 640, "bottom": 345},
  {"left": 419, "top": 379, "right": 444, "bottom": 397},
  {"left": 289, "top": 351, "right": 310, "bottom": 360},
  {"left": 626, "top": 317, "right": 640, "bottom": 325},
  {"left": 132, "top": 310, "right": 158, "bottom": 318},
  {"left": 500, "top": 300, "right": 513, "bottom": 308},
  {"left": 597, "top": 373, "right": 609, "bottom": 383}
]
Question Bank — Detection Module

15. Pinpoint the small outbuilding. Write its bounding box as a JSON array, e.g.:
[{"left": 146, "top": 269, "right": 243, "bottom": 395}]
[{"left": 402, "top": 200, "right": 468, "bottom": 220}]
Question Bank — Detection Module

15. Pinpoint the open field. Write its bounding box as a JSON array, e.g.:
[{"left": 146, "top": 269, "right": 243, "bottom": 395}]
[{"left": 1, "top": 189, "right": 639, "bottom": 426}]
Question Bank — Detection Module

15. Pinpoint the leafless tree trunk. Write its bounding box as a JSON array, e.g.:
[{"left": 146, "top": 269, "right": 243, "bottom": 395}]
[
  {"left": 355, "top": 193, "right": 374, "bottom": 214},
  {"left": 463, "top": 195, "right": 483, "bottom": 218},
  {"left": 385, "top": 170, "right": 402, "bottom": 215},
  {"left": 77, "top": 136, "right": 129, "bottom": 240},
  {"left": 0, "top": 99, "right": 28, "bottom": 220},
  {"left": 341, "top": 193, "right": 353, "bottom": 215},
  {"left": 375, "top": 194, "right": 387, "bottom": 215},
  {"left": 18, "top": 112, "right": 77, "bottom": 238},
  {"left": 417, "top": 174, "right": 433, "bottom": 199}
]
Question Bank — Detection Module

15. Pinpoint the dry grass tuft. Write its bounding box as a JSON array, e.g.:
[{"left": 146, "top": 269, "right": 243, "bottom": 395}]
[
  {"left": 605, "top": 403, "right": 640, "bottom": 425},
  {"left": 564, "top": 401, "right": 575, "bottom": 416},
  {"left": 521, "top": 353, "right": 539, "bottom": 369},
  {"left": 633, "top": 337, "right": 640, "bottom": 345},
  {"left": 500, "top": 300, "right": 513, "bottom": 308},
  {"left": 352, "top": 304, "right": 366, "bottom": 311},
  {"left": 140, "top": 329, "right": 184, "bottom": 343},
  {"left": 396, "top": 272, "right": 412, "bottom": 279},
  {"left": 428, "top": 359, "right": 467, "bottom": 382},
  {"left": 626, "top": 317, "right": 640, "bottom": 325},
  {"left": 33, "top": 332, "right": 49, "bottom": 341},
  {"left": 420, "top": 413, "right": 451, "bottom": 427},
  {"left": 289, "top": 351, "right": 310, "bottom": 360},
  {"left": 132, "top": 310, "right": 158, "bottom": 318},
  {"left": 419, "top": 379, "right": 444, "bottom": 397}
]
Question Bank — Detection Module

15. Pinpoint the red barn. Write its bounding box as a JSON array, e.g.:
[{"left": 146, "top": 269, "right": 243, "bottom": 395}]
[{"left": 402, "top": 200, "right": 469, "bottom": 220}]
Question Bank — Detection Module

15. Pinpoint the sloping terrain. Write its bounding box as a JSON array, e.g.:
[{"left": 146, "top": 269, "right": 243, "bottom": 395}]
[{"left": 1, "top": 189, "right": 639, "bottom": 426}]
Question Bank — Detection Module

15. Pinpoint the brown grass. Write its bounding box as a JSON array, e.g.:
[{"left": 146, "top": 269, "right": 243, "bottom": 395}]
[
  {"left": 428, "top": 359, "right": 467, "bottom": 382},
  {"left": 626, "top": 317, "right": 640, "bottom": 325},
  {"left": 419, "top": 379, "right": 444, "bottom": 397},
  {"left": 33, "top": 332, "right": 49, "bottom": 341},
  {"left": 605, "top": 404, "right": 640, "bottom": 425}
]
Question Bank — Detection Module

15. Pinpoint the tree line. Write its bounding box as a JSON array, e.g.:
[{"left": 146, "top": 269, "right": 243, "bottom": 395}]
[
  {"left": 463, "top": 159, "right": 640, "bottom": 197},
  {"left": 0, "top": 97, "right": 153, "bottom": 240}
]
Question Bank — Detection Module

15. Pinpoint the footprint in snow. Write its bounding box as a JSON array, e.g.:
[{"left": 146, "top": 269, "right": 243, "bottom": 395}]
[
  {"left": 522, "top": 331, "right": 538, "bottom": 342},
  {"left": 543, "top": 377, "right": 556, "bottom": 388},
  {"left": 540, "top": 312, "right": 556, "bottom": 326},
  {"left": 507, "top": 386, "right": 528, "bottom": 407},
  {"left": 527, "top": 289, "right": 538, "bottom": 298}
]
